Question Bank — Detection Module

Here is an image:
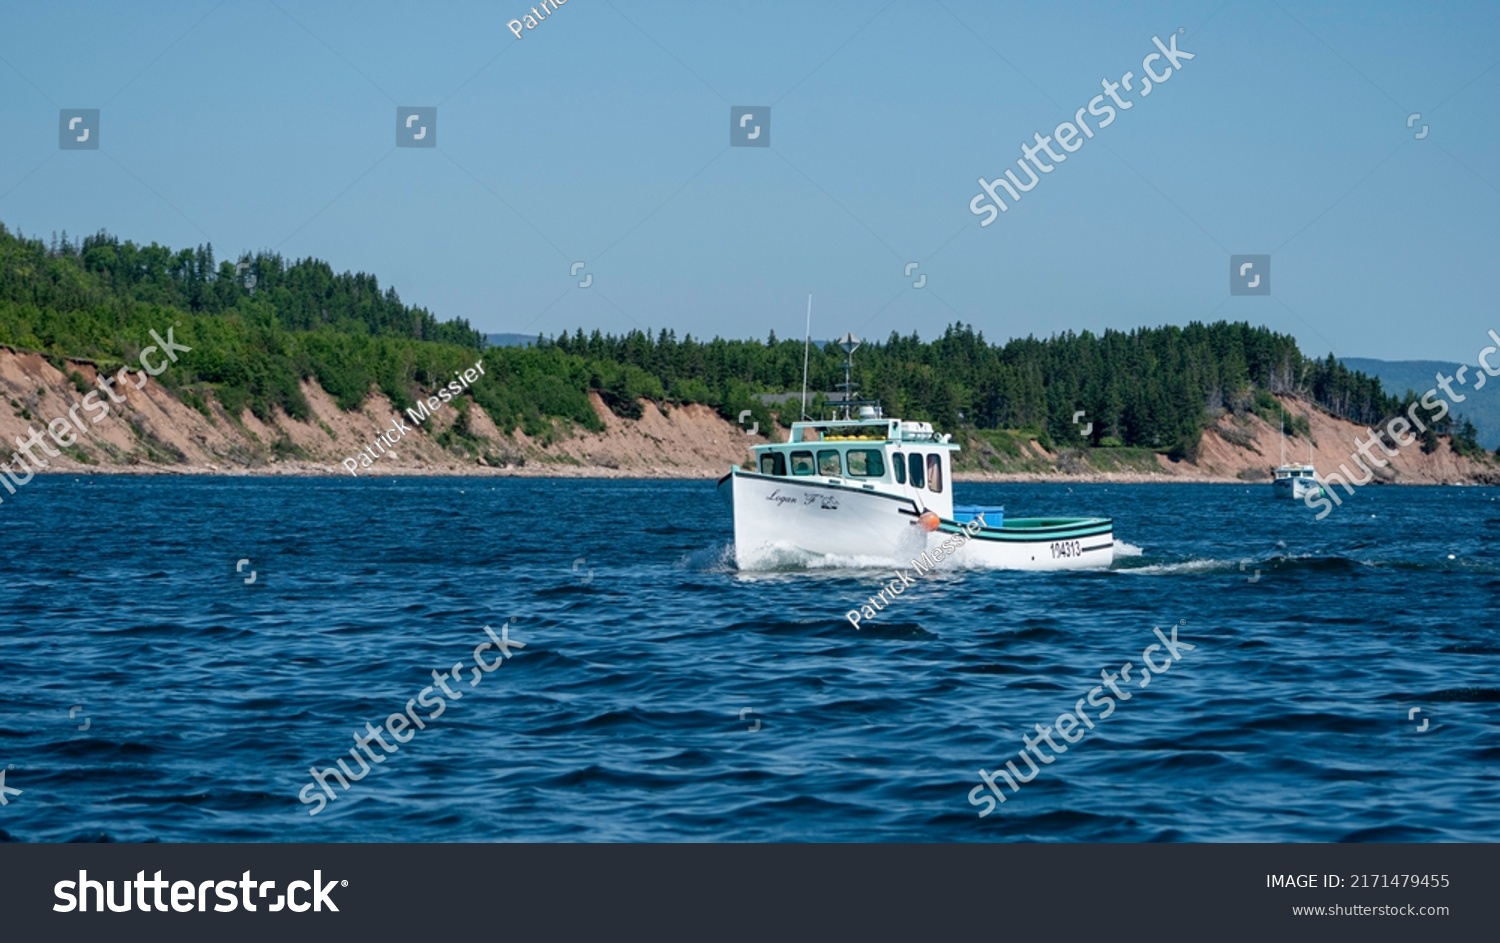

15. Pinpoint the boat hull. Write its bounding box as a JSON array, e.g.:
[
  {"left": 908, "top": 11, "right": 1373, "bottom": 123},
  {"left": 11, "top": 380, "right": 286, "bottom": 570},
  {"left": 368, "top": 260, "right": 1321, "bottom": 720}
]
[
  {"left": 717, "top": 468, "right": 1113, "bottom": 571},
  {"left": 1272, "top": 477, "right": 1322, "bottom": 499}
]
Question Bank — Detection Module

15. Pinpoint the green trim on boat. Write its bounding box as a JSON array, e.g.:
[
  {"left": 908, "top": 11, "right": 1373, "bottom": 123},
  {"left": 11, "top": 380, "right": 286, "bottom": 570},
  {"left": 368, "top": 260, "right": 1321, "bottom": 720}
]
[{"left": 936, "top": 517, "right": 1112, "bottom": 543}]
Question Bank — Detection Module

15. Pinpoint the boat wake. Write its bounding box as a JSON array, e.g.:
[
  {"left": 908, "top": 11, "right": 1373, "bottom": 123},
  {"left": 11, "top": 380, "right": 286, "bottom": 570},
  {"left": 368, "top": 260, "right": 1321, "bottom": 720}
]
[
  {"left": 734, "top": 541, "right": 908, "bottom": 572},
  {"left": 721, "top": 537, "right": 1133, "bottom": 575},
  {"left": 681, "top": 540, "right": 909, "bottom": 575},
  {"left": 1114, "top": 557, "right": 1233, "bottom": 576},
  {"left": 1107, "top": 552, "right": 1485, "bottom": 577},
  {"left": 681, "top": 542, "right": 738, "bottom": 572}
]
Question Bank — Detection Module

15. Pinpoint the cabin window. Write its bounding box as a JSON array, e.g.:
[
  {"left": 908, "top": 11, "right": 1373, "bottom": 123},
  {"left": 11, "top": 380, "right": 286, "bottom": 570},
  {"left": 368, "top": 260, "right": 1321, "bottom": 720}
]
[
  {"left": 817, "top": 450, "right": 842, "bottom": 477},
  {"left": 846, "top": 449, "right": 885, "bottom": 478},
  {"left": 893, "top": 452, "right": 906, "bottom": 484},
  {"left": 926, "top": 453, "right": 943, "bottom": 493},
  {"left": 759, "top": 452, "right": 787, "bottom": 476},
  {"left": 790, "top": 451, "right": 815, "bottom": 476},
  {"left": 908, "top": 453, "right": 925, "bottom": 489}
]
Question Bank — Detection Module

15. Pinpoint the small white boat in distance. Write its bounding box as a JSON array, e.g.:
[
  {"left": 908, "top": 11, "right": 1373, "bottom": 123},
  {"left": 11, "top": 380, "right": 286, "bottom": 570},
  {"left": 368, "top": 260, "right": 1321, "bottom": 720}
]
[
  {"left": 1272, "top": 462, "right": 1323, "bottom": 500},
  {"left": 716, "top": 409, "right": 1114, "bottom": 571},
  {"left": 1272, "top": 411, "right": 1323, "bottom": 500}
]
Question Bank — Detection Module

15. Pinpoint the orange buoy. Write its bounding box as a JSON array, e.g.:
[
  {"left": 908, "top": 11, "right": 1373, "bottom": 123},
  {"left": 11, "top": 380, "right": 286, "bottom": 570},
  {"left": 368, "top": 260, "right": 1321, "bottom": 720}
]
[{"left": 917, "top": 511, "right": 940, "bottom": 532}]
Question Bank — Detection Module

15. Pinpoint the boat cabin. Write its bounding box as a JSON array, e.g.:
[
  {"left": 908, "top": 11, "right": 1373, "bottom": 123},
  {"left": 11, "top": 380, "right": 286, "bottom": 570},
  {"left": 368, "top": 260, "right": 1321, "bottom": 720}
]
[{"left": 745, "top": 408, "right": 959, "bottom": 517}]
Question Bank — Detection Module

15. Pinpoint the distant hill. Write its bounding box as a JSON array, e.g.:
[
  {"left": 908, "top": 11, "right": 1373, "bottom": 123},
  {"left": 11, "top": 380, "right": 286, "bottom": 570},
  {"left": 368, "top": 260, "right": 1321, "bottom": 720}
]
[
  {"left": 1342, "top": 358, "right": 1499, "bottom": 449},
  {"left": 485, "top": 333, "right": 538, "bottom": 348}
]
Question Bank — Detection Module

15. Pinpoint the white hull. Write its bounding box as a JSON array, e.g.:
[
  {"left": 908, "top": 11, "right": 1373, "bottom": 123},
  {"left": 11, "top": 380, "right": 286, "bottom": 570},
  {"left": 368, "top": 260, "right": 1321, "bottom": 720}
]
[
  {"left": 718, "top": 469, "right": 1113, "bottom": 571},
  {"left": 1272, "top": 475, "right": 1322, "bottom": 499}
]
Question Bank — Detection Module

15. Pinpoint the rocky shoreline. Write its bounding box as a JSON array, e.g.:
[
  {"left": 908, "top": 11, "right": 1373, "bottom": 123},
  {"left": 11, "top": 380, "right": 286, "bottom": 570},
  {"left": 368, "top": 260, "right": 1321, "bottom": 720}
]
[
  {"left": 24, "top": 462, "right": 1496, "bottom": 486},
  {"left": 5, "top": 347, "right": 1497, "bottom": 487}
]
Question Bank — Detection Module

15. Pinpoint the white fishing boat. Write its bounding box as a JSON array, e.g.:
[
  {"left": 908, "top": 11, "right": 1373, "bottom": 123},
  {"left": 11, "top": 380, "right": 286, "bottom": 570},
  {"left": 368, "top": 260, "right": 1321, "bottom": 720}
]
[
  {"left": 716, "top": 328, "right": 1113, "bottom": 571},
  {"left": 1272, "top": 463, "right": 1322, "bottom": 500},
  {"left": 1271, "top": 411, "right": 1323, "bottom": 500}
]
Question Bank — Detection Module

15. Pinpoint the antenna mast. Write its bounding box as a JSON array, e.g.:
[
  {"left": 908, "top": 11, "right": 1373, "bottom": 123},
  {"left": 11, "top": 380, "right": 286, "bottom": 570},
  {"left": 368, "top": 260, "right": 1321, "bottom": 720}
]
[
  {"left": 800, "top": 295, "right": 812, "bottom": 421},
  {"left": 837, "top": 332, "right": 861, "bottom": 420}
]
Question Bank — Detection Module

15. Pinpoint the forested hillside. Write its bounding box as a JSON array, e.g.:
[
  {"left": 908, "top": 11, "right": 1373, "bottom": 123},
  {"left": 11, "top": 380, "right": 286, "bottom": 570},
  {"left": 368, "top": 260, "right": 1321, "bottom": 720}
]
[
  {"left": 1342, "top": 357, "right": 1499, "bottom": 450},
  {"left": 0, "top": 224, "right": 1486, "bottom": 461},
  {"left": 544, "top": 323, "right": 1484, "bottom": 459},
  {"left": 0, "top": 225, "right": 599, "bottom": 437}
]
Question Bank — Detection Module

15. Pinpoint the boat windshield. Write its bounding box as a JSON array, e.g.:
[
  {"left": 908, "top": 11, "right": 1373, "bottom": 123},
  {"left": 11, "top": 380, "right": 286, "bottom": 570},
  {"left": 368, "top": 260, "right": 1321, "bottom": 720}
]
[{"left": 846, "top": 448, "right": 885, "bottom": 478}]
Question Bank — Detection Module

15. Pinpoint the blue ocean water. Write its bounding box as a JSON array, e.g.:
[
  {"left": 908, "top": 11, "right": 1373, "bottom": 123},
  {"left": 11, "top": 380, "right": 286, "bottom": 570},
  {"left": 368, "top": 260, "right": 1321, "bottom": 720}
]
[{"left": 0, "top": 475, "right": 1496, "bottom": 842}]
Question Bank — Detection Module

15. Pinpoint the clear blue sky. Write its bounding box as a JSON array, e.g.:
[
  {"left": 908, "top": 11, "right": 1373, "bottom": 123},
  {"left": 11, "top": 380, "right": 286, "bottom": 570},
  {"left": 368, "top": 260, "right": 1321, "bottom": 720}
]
[{"left": 2, "top": 0, "right": 1497, "bottom": 362}]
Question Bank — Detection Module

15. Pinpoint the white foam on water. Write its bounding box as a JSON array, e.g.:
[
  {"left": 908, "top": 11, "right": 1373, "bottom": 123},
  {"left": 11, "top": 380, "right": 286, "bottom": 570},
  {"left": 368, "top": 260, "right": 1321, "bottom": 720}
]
[
  {"left": 682, "top": 541, "right": 738, "bottom": 572},
  {"left": 1117, "top": 557, "right": 1232, "bottom": 576},
  {"left": 731, "top": 540, "right": 901, "bottom": 573}
]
